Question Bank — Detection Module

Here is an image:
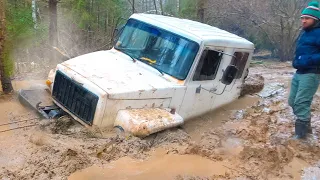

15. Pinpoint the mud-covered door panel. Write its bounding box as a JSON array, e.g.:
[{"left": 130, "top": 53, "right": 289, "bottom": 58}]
[{"left": 180, "top": 48, "right": 223, "bottom": 118}]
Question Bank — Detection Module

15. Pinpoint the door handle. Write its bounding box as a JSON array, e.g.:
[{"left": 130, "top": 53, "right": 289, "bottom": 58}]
[
  {"left": 209, "top": 88, "right": 217, "bottom": 93},
  {"left": 196, "top": 85, "right": 217, "bottom": 94}
]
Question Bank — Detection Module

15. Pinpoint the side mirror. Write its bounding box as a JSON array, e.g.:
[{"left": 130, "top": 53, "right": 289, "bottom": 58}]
[{"left": 221, "top": 65, "right": 238, "bottom": 85}]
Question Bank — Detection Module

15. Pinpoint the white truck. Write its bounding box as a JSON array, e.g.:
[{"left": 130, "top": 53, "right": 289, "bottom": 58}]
[{"left": 41, "top": 14, "right": 254, "bottom": 137}]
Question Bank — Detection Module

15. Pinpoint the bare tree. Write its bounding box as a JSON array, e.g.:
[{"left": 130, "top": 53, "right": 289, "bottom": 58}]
[
  {"left": 49, "top": 0, "right": 58, "bottom": 47},
  {"left": 226, "top": 0, "right": 307, "bottom": 61},
  {"left": 32, "top": 0, "right": 37, "bottom": 29},
  {"left": 153, "top": 0, "right": 158, "bottom": 14},
  {"left": 203, "top": 0, "right": 229, "bottom": 25},
  {"left": 0, "top": 0, "right": 13, "bottom": 93},
  {"left": 177, "top": 0, "right": 180, "bottom": 13},
  {"left": 159, "top": 0, "right": 163, "bottom": 15},
  {"left": 127, "top": 0, "right": 136, "bottom": 14},
  {"left": 203, "top": 0, "right": 308, "bottom": 61},
  {"left": 197, "top": 0, "right": 205, "bottom": 23}
]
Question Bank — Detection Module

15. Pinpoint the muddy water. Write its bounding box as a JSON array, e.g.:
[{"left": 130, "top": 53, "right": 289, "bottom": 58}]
[
  {"left": 4, "top": 63, "right": 316, "bottom": 179},
  {"left": 0, "top": 80, "right": 46, "bottom": 91},
  {"left": 0, "top": 95, "right": 38, "bottom": 170},
  {"left": 184, "top": 95, "right": 259, "bottom": 141},
  {"left": 68, "top": 96, "right": 258, "bottom": 180},
  {"left": 0, "top": 96, "right": 34, "bottom": 136},
  {"left": 12, "top": 80, "right": 46, "bottom": 90},
  {"left": 284, "top": 158, "right": 310, "bottom": 180},
  {"left": 0, "top": 80, "right": 41, "bottom": 168},
  {"left": 0, "top": 80, "right": 44, "bottom": 134},
  {"left": 69, "top": 149, "right": 227, "bottom": 180}
]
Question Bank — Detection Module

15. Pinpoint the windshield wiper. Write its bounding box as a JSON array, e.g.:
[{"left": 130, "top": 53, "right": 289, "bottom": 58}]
[
  {"left": 139, "top": 57, "right": 156, "bottom": 64},
  {"left": 114, "top": 48, "right": 164, "bottom": 76},
  {"left": 114, "top": 47, "right": 136, "bottom": 62},
  {"left": 138, "top": 57, "right": 164, "bottom": 76}
]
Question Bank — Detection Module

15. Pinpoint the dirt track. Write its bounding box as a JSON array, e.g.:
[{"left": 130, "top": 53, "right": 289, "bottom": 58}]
[{"left": 1, "top": 62, "right": 320, "bottom": 180}]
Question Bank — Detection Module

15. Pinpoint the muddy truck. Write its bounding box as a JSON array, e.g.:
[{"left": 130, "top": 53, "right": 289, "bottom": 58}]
[{"left": 19, "top": 14, "right": 254, "bottom": 137}]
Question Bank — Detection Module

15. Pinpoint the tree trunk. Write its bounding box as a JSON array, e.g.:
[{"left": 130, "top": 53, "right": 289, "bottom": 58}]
[
  {"left": 32, "top": 0, "right": 37, "bottom": 29},
  {"left": 197, "top": 0, "right": 205, "bottom": 23},
  {"left": 146, "top": 0, "right": 148, "bottom": 12},
  {"left": 153, "top": 0, "right": 158, "bottom": 14},
  {"left": 159, "top": 0, "right": 163, "bottom": 15},
  {"left": 49, "top": 0, "right": 58, "bottom": 47},
  {"left": 132, "top": 0, "right": 135, "bottom": 14},
  {"left": 49, "top": 0, "right": 58, "bottom": 64},
  {"left": 144, "top": 0, "right": 147, "bottom": 12},
  {"left": 97, "top": 4, "right": 100, "bottom": 29},
  {"left": 0, "top": 0, "right": 13, "bottom": 93}
]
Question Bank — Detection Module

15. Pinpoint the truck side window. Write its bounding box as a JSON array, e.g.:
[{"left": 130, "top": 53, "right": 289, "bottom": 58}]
[
  {"left": 231, "top": 52, "right": 249, "bottom": 79},
  {"left": 193, "top": 50, "right": 223, "bottom": 81}
]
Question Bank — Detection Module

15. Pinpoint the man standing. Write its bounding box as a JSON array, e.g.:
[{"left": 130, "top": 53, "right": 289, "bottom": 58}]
[{"left": 288, "top": 1, "right": 320, "bottom": 139}]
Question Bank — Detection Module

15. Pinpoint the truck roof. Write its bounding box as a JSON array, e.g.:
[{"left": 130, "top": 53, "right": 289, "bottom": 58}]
[{"left": 130, "top": 14, "right": 254, "bottom": 50}]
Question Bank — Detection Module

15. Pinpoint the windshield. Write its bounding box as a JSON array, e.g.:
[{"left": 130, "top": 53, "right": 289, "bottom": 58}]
[{"left": 115, "top": 19, "right": 199, "bottom": 80}]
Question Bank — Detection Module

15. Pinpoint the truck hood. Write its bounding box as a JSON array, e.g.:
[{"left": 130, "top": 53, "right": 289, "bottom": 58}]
[{"left": 60, "top": 50, "right": 183, "bottom": 100}]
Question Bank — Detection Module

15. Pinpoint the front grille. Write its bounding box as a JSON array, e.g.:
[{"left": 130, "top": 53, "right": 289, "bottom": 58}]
[{"left": 52, "top": 71, "right": 99, "bottom": 125}]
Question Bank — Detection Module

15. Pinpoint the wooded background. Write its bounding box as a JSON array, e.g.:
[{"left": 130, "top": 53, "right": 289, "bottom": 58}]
[{"left": 0, "top": 0, "right": 314, "bottom": 93}]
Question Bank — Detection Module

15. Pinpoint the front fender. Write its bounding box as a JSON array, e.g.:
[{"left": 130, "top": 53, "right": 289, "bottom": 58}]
[{"left": 114, "top": 108, "right": 184, "bottom": 137}]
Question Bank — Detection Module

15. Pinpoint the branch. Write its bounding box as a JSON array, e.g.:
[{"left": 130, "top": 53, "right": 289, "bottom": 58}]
[
  {"left": 127, "top": 0, "right": 136, "bottom": 13},
  {"left": 52, "top": 46, "right": 71, "bottom": 59}
]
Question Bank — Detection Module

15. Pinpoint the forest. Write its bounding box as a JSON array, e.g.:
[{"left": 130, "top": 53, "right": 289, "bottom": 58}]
[{"left": 0, "top": 0, "right": 311, "bottom": 93}]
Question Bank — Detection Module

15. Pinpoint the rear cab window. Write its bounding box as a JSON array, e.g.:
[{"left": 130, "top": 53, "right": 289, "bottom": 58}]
[{"left": 230, "top": 52, "right": 250, "bottom": 79}]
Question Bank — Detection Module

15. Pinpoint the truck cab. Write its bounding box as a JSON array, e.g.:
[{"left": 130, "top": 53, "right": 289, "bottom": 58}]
[{"left": 47, "top": 14, "right": 254, "bottom": 137}]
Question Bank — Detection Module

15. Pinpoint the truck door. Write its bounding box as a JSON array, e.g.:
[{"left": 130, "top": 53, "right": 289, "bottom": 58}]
[{"left": 179, "top": 48, "right": 224, "bottom": 119}]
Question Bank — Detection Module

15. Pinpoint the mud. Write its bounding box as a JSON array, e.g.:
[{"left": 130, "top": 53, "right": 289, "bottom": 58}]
[
  {"left": 69, "top": 149, "right": 228, "bottom": 180},
  {"left": 183, "top": 95, "right": 260, "bottom": 142},
  {"left": 2, "top": 62, "right": 320, "bottom": 180},
  {"left": 0, "top": 80, "right": 46, "bottom": 93},
  {"left": 240, "top": 74, "right": 264, "bottom": 96}
]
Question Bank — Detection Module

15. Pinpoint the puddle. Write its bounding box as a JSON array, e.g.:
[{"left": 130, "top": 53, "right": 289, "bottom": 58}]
[
  {"left": 0, "top": 81, "right": 39, "bottom": 168},
  {"left": 0, "top": 96, "right": 34, "bottom": 136},
  {"left": 184, "top": 95, "right": 259, "bottom": 141},
  {"left": 0, "top": 134, "right": 29, "bottom": 170},
  {"left": 0, "top": 95, "right": 37, "bottom": 170},
  {"left": 69, "top": 149, "right": 227, "bottom": 180},
  {"left": 0, "top": 80, "right": 45, "bottom": 128},
  {"left": 0, "top": 78, "right": 273, "bottom": 179},
  {"left": 284, "top": 158, "right": 310, "bottom": 180}
]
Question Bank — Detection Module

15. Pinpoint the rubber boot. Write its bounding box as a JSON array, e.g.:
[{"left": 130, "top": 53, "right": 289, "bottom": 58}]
[{"left": 293, "top": 119, "right": 308, "bottom": 139}]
